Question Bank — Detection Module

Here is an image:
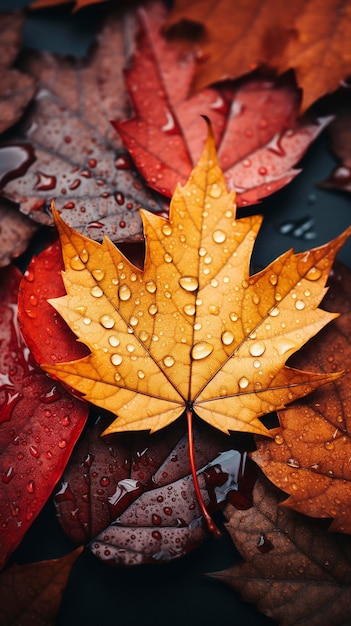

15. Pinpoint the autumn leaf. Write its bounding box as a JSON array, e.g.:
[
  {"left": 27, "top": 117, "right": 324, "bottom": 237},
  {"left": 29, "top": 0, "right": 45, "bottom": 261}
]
[
  {"left": 114, "top": 2, "right": 328, "bottom": 203},
  {"left": 0, "top": 548, "right": 82, "bottom": 626},
  {"left": 213, "top": 474, "right": 351, "bottom": 626},
  {"left": 1, "top": 6, "right": 164, "bottom": 244},
  {"left": 166, "top": 0, "right": 351, "bottom": 111},
  {"left": 43, "top": 126, "right": 348, "bottom": 438},
  {"left": 0, "top": 198, "right": 38, "bottom": 268},
  {"left": 55, "top": 415, "right": 250, "bottom": 564},
  {"left": 252, "top": 262, "right": 351, "bottom": 533},
  {"left": 0, "top": 12, "right": 36, "bottom": 134},
  {"left": 0, "top": 264, "right": 88, "bottom": 569}
]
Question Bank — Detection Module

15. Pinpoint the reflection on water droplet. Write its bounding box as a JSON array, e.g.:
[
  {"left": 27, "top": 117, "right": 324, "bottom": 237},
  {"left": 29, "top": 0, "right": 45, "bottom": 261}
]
[
  {"left": 221, "top": 330, "right": 234, "bottom": 346},
  {"left": 115, "top": 372, "right": 122, "bottom": 382},
  {"left": 269, "top": 307, "right": 279, "bottom": 317},
  {"left": 162, "top": 223, "right": 172, "bottom": 236},
  {"left": 163, "top": 355, "right": 175, "bottom": 367},
  {"left": 209, "top": 184, "right": 222, "bottom": 198},
  {"left": 70, "top": 255, "right": 85, "bottom": 271},
  {"left": 249, "top": 342, "right": 265, "bottom": 357},
  {"left": 164, "top": 253, "right": 173, "bottom": 263},
  {"left": 119, "top": 284, "right": 131, "bottom": 301},
  {"left": 100, "top": 315, "right": 115, "bottom": 329},
  {"left": 137, "top": 370, "right": 145, "bottom": 379},
  {"left": 306, "top": 267, "right": 322, "bottom": 281},
  {"left": 269, "top": 273, "right": 278, "bottom": 286},
  {"left": 91, "top": 286, "right": 103, "bottom": 298},
  {"left": 184, "top": 304, "right": 196, "bottom": 316},
  {"left": 111, "top": 354, "right": 122, "bottom": 366},
  {"left": 26, "top": 480, "right": 35, "bottom": 494},
  {"left": 83, "top": 317, "right": 92, "bottom": 325},
  {"left": 208, "top": 305, "right": 219, "bottom": 315},
  {"left": 212, "top": 229, "right": 226, "bottom": 244},
  {"left": 191, "top": 341, "right": 213, "bottom": 360},
  {"left": 274, "top": 434, "right": 284, "bottom": 445},
  {"left": 108, "top": 335, "right": 120, "bottom": 347},
  {"left": 295, "top": 299, "right": 305, "bottom": 310},
  {"left": 230, "top": 312, "right": 238, "bottom": 322},
  {"left": 238, "top": 377, "right": 249, "bottom": 389},
  {"left": 80, "top": 249, "right": 89, "bottom": 263},
  {"left": 146, "top": 280, "right": 157, "bottom": 293},
  {"left": 126, "top": 344, "right": 135, "bottom": 353},
  {"left": 129, "top": 316, "right": 138, "bottom": 327},
  {"left": 324, "top": 441, "right": 334, "bottom": 451},
  {"left": 148, "top": 304, "right": 158, "bottom": 315},
  {"left": 92, "top": 269, "right": 105, "bottom": 281},
  {"left": 179, "top": 276, "right": 199, "bottom": 292},
  {"left": 139, "top": 330, "right": 149, "bottom": 341}
]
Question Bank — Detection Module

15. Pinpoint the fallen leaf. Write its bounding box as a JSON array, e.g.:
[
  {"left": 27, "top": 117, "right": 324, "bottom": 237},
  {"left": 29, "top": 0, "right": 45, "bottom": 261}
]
[
  {"left": 166, "top": 0, "right": 351, "bottom": 111},
  {"left": 322, "top": 88, "right": 351, "bottom": 193},
  {"left": 55, "top": 415, "right": 251, "bottom": 564},
  {"left": 0, "top": 12, "right": 36, "bottom": 134},
  {"left": 114, "top": 3, "right": 329, "bottom": 204},
  {"left": 213, "top": 474, "right": 351, "bottom": 626},
  {"left": 0, "top": 199, "right": 38, "bottom": 268},
  {"left": 43, "top": 126, "right": 348, "bottom": 438},
  {"left": 1, "top": 7, "right": 164, "bottom": 243},
  {"left": 252, "top": 262, "right": 351, "bottom": 533},
  {"left": 0, "top": 547, "right": 83, "bottom": 626},
  {"left": 0, "top": 264, "right": 88, "bottom": 570},
  {"left": 18, "top": 238, "right": 89, "bottom": 366}
]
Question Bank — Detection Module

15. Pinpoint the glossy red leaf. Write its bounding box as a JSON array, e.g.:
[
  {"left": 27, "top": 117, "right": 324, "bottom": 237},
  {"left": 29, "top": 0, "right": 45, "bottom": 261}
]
[
  {"left": 114, "top": 2, "right": 329, "bottom": 206},
  {"left": 0, "top": 265, "right": 88, "bottom": 569},
  {"left": 55, "top": 416, "right": 253, "bottom": 564}
]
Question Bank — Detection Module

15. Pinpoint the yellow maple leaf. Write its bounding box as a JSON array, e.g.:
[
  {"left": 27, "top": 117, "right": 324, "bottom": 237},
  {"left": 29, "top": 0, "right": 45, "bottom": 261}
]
[{"left": 44, "top": 126, "right": 349, "bottom": 442}]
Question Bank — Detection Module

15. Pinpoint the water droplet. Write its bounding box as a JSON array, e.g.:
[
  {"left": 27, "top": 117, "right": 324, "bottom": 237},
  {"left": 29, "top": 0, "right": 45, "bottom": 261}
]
[
  {"left": 29, "top": 445, "right": 40, "bottom": 459},
  {"left": 230, "top": 312, "right": 238, "bottom": 322},
  {"left": 137, "top": 370, "right": 145, "bottom": 379},
  {"left": 119, "top": 284, "right": 131, "bottom": 301},
  {"left": 184, "top": 304, "right": 195, "bottom": 316},
  {"left": 164, "top": 252, "right": 173, "bottom": 263},
  {"left": 26, "top": 480, "right": 35, "bottom": 494},
  {"left": 162, "top": 223, "right": 172, "bottom": 236},
  {"left": 152, "top": 514, "right": 162, "bottom": 526},
  {"left": 129, "top": 316, "right": 138, "bottom": 327},
  {"left": 212, "top": 229, "right": 226, "bottom": 243},
  {"left": 148, "top": 304, "right": 158, "bottom": 315},
  {"left": 163, "top": 507, "right": 173, "bottom": 516},
  {"left": 238, "top": 377, "right": 249, "bottom": 389},
  {"left": 115, "top": 372, "right": 122, "bottom": 382},
  {"left": 269, "top": 273, "right": 278, "bottom": 286},
  {"left": 324, "top": 441, "right": 334, "bottom": 451},
  {"left": 274, "top": 434, "right": 284, "bottom": 445},
  {"left": 80, "top": 249, "right": 89, "bottom": 263},
  {"left": 100, "top": 315, "right": 115, "bottom": 329},
  {"left": 146, "top": 280, "right": 157, "bottom": 293},
  {"left": 179, "top": 276, "right": 199, "bottom": 292},
  {"left": 306, "top": 267, "right": 322, "bottom": 281},
  {"left": 249, "top": 342, "right": 265, "bottom": 357},
  {"left": 191, "top": 341, "right": 213, "bottom": 360},
  {"left": 108, "top": 336, "right": 120, "bottom": 347},
  {"left": 295, "top": 299, "right": 305, "bottom": 310},
  {"left": 2, "top": 467, "right": 14, "bottom": 484},
  {"left": 126, "top": 344, "right": 135, "bottom": 353},
  {"left": 269, "top": 306, "right": 280, "bottom": 317},
  {"left": 208, "top": 304, "right": 219, "bottom": 315},
  {"left": 109, "top": 353, "right": 122, "bottom": 366},
  {"left": 70, "top": 255, "right": 85, "bottom": 271},
  {"left": 91, "top": 285, "right": 103, "bottom": 298},
  {"left": 100, "top": 476, "right": 110, "bottom": 487},
  {"left": 92, "top": 269, "right": 105, "bottom": 281},
  {"left": 139, "top": 330, "right": 149, "bottom": 342},
  {"left": 58, "top": 440, "right": 67, "bottom": 449},
  {"left": 83, "top": 317, "right": 92, "bottom": 325},
  {"left": 163, "top": 355, "right": 175, "bottom": 367},
  {"left": 209, "top": 184, "right": 222, "bottom": 198},
  {"left": 221, "top": 330, "right": 234, "bottom": 346}
]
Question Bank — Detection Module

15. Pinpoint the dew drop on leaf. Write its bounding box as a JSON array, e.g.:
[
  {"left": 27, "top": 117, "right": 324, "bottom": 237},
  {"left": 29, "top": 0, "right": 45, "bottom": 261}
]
[
  {"left": 191, "top": 341, "right": 214, "bottom": 360},
  {"left": 100, "top": 315, "right": 115, "bottom": 329},
  {"left": 179, "top": 276, "right": 199, "bottom": 292},
  {"left": 119, "top": 285, "right": 131, "bottom": 301}
]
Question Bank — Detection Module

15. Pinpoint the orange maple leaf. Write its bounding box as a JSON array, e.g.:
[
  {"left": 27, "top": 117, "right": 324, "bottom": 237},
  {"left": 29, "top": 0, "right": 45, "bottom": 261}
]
[
  {"left": 166, "top": 0, "right": 351, "bottom": 111},
  {"left": 43, "top": 125, "right": 349, "bottom": 532}
]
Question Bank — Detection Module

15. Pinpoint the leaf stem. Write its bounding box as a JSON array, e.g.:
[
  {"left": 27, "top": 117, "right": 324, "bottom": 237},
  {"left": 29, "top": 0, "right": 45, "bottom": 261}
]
[{"left": 186, "top": 409, "right": 221, "bottom": 537}]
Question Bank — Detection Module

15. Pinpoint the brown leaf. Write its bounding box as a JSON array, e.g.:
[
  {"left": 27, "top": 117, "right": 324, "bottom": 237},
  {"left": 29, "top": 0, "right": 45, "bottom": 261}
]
[
  {"left": 1, "top": 7, "right": 164, "bottom": 243},
  {"left": 115, "top": 3, "right": 328, "bottom": 204},
  {"left": 0, "top": 12, "right": 36, "bottom": 134},
  {"left": 166, "top": 0, "right": 351, "bottom": 111},
  {"left": 214, "top": 474, "right": 351, "bottom": 626},
  {"left": 0, "top": 548, "right": 82, "bottom": 626},
  {"left": 252, "top": 262, "right": 351, "bottom": 533},
  {"left": 55, "top": 416, "right": 250, "bottom": 564},
  {"left": 0, "top": 199, "right": 38, "bottom": 268}
]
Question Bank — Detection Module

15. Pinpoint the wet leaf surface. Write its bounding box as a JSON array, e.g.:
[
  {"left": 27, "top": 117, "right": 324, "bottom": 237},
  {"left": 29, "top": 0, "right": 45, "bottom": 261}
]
[
  {"left": 115, "top": 3, "right": 328, "bottom": 205},
  {"left": 0, "top": 547, "right": 82, "bottom": 626},
  {"left": 322, "top": 88, "right": 351, "bottom": 194},
  {"left": 1, "top": 7, "right": 165, "bottom": 243},
  {"left": 0, "top": 11, "right": 36, "bottom": 134},
  {"left": 252, "top": 262, "right": 351, "bottom": 533},
  {"left": 214, "top": 473, "right": 351, "bottom": 626},
  {"left": 43, "top": 128, "right": 349, "bottom": 438},
  {"left": 0, "top": 264, "right": 88, "bottom": 569},
  {"left": 166, "top": 0, "right": 351, "bottom": 111},
  {"left": 55, "top": 415, "right": 253, "bottom": 565}
]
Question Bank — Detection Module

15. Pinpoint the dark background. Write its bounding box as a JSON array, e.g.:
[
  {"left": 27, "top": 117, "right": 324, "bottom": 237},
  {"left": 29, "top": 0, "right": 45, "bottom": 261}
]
[{"left": 1, "top": 1, "right": 350, "bottom": 625}]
